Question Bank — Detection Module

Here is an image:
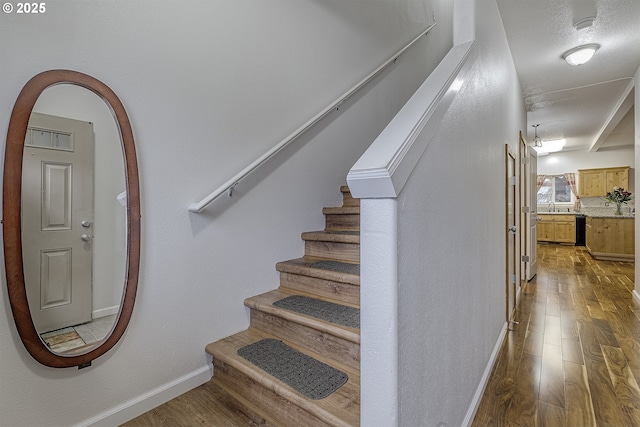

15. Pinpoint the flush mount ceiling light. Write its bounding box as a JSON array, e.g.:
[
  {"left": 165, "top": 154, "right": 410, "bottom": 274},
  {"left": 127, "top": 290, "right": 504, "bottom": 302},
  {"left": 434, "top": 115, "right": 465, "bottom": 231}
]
[
  {"left": 540, "top": 138, "right": 566, "bottom": 153},
  {"left": 532, "top": 136, "right": 565, "bottom": 155},
  {"left": 562, "top": 44, "right": 600, "bottom": 66}
]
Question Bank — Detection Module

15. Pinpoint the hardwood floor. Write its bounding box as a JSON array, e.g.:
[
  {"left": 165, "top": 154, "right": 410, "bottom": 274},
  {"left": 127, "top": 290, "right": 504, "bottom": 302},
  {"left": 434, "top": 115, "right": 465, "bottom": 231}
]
[{"left": 473, "top": 244, "right": 638, "bottom": 427}]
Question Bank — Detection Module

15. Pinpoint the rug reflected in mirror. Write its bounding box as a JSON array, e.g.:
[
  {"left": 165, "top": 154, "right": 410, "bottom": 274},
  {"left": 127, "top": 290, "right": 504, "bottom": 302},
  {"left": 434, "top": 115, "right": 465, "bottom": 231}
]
[{"left": 40, "top": 314, "right": 116, "bottom": 354}]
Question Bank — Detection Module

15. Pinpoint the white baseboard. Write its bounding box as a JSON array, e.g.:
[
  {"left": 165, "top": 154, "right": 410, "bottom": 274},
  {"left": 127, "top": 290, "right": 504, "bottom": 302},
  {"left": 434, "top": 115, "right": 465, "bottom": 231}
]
[
  {"left": 92, "top": 305, "right": 119, "bottom": 319},
  {"left": 633, "top": 289, "right": 640, "bottom": 306},
  {"left": 74, "top": 364, "right": 213, "bottom": 427},
  {"left": 461, "top": 322, "right": 508, "bottom": 427}
]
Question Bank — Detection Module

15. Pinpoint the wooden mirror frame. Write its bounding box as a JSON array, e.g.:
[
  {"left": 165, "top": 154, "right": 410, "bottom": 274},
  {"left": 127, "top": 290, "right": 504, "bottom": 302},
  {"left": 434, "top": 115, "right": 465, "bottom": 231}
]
[{"left": 3, "top": 70, "right": 141, "bottom": 368}]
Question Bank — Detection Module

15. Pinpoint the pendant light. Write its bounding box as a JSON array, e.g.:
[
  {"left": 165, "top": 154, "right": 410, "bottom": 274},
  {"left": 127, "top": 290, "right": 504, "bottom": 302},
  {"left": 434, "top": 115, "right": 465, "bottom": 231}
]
[{"left": 532, "top": 124, "right": 542, "bottom": 147}]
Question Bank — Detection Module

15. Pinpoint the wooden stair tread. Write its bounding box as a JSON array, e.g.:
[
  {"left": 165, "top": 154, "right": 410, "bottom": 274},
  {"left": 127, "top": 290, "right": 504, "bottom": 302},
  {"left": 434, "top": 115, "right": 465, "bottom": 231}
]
[
  {"left": 206, "top": 329, "right": 360, "bottom": 427},
  {"left": 276, "top": 258, "right": 360, "bottom": 285},
  {"left": 322, "top": 206, "right": 360, "bottom": 215},
  {"left": 245, "top": 290, "right": 360, "bottom": 343},
  {"left": 302, "top": 230, "right": 360, "bottom": 244}
]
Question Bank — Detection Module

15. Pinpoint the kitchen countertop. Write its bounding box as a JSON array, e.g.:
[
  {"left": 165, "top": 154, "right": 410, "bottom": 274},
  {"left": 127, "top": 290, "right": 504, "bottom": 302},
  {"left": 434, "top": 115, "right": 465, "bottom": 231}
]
[
  {"left": 537, "top": 212, "right": 635, "bottom": 218},
  {"left": 586, "top": 214, "right": 635, "bottom": 218},
  {"left": 537, "top": 212, "right": 578, "bottom": 215}
]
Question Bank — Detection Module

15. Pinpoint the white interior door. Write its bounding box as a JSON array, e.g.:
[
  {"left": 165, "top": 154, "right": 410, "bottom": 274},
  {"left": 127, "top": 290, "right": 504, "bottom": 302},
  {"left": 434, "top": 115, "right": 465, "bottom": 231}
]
[
  {"left": 22, "top": 112, "right": 94, "bottom": 333},
  {"left": 527, "top": 150, "right": 538, "bottom": 279},
  {"left": 506, "top": 145, "right": 518, "bottom": 324}
]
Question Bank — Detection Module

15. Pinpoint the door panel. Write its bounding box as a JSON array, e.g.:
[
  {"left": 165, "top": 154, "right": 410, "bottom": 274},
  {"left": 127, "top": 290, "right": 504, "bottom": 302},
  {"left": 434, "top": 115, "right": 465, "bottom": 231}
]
[
  {"left": 42, "top": 162, "right": 72, "bottom": 230},
  {"left": 40, "top": 249, "right": 72, "bottom": 309}
]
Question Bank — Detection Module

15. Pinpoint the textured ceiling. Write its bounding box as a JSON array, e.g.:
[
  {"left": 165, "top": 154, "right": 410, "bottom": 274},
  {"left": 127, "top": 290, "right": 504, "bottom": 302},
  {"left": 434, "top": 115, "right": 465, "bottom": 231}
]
[{"left": 496, "top": 0, "right": 640, "bottom": 152}]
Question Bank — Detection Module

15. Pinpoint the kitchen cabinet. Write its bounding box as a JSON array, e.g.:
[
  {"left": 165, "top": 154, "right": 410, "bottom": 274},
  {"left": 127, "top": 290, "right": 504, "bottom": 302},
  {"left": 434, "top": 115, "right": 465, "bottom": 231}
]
[
  {"left": 578, "top": 166, "right": 629, "bottom": 197},
  {"left": 586, "top": 216, "right": 635, "bottom": 262},
  {"left": 537, "top": 214, "right": 576, "bottom": 244}
]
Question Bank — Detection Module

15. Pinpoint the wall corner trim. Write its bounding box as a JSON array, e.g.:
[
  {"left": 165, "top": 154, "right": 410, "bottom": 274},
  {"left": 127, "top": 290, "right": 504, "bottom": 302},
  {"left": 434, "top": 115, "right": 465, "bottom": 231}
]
[{"left": 347, "top": 41, "right": 476, "bottom": 199}]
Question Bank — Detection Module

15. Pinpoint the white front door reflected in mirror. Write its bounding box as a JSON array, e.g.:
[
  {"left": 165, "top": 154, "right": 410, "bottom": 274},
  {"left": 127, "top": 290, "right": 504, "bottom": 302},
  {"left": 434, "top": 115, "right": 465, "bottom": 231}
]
[{"left": 22, "top": 112, "right": 94, "bottom": 335}]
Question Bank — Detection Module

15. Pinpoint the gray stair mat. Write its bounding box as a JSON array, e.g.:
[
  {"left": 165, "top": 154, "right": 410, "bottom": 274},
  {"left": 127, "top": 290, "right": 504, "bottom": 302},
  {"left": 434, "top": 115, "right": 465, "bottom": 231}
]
[
  {"left": 307, "top": 260, "right": 360, "bottom": 276},
  {"left": 273, "top": 295, "right": 360, "bottom": 329},
  {"left": 237, "top": 338, "right": 348, "bottom": 400}
]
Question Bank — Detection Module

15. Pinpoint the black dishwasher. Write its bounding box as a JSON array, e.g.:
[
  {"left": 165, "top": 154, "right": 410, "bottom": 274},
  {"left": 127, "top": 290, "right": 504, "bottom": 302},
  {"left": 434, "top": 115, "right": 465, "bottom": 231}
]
[{"left": 575, "top": 215, "right": 586, "bottom": 246}]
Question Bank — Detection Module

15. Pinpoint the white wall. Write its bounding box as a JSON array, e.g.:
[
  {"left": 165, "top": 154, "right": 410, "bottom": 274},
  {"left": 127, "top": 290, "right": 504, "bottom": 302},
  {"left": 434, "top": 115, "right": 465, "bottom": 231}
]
[
  {"left": 395, "top": 1, "right": 526, "bottom": 425},
  {"left": 0, "top": 1, "right": 452, "bottom": 425}
]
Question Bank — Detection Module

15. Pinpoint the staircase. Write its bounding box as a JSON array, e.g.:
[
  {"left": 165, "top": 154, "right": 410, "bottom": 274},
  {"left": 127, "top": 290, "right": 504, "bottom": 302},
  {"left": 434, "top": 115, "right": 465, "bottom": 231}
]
[{"left": 205, "top": 185, "right": 360, "bottom": 426}]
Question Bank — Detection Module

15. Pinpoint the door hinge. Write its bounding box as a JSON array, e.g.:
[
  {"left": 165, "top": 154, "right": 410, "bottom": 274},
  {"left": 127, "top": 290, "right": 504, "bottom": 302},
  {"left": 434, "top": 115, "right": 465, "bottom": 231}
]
[
  {"left": 521, "top": 206, "right": 530, "bottom": 213},
  {"left": 511, "top": 274, "right": 517, "bottom": 284},
  {"left": 522, "top": 255, "right": 530, "bottom": 262},
  {"left": 509, "top": 176, "right": 517, "bottom": 186},
  {"left": 521, "top": 157, "right": 530, "bottom": 164}
]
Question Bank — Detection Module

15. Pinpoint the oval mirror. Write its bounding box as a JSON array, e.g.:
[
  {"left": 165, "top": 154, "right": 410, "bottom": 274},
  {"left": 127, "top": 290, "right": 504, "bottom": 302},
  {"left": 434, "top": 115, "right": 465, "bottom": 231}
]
[{"left": 3, "top": 70, "right": 140, "bottom": 368}]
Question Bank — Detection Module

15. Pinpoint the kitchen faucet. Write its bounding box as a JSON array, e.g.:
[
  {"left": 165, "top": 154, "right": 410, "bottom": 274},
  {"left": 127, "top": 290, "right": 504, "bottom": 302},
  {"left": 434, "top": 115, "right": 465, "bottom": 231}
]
[{"left": 548, "top": 202, "right": 555, "bottom": 212}]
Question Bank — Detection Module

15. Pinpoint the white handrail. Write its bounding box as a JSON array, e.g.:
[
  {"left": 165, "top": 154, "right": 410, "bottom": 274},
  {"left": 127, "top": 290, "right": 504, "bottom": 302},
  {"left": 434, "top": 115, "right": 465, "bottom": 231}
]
[{"left": 188, "top": 22, "right": 437, "bottom": 213}]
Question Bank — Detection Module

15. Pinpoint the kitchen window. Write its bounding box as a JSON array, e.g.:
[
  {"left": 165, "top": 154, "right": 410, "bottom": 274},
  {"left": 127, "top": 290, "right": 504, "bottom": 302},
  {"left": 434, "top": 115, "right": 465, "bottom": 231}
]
[{"left": 537, "top": 175, "right": 573, "bottom": 204}]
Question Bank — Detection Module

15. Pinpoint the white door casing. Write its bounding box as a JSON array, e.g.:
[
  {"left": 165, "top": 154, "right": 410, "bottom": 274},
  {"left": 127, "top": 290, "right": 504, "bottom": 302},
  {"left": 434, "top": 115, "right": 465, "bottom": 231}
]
[
  {"left": 22, "top": 112, "right": 94, "bottom": 334},
  {"left": 520, "top": 133, "right": 527, "bottom": 286},
  {"left": 528, "top": 149, "right": 538, "bottom": 280},
  {"left": 506, "top": 144, "right": 518, "bottom": 324}
]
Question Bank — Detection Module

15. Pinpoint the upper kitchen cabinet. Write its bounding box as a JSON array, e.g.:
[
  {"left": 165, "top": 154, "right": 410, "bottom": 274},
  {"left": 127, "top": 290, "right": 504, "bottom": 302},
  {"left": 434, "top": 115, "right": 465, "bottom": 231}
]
[{"left": 578, "top": 166, "right": 630, "bottom": 197}]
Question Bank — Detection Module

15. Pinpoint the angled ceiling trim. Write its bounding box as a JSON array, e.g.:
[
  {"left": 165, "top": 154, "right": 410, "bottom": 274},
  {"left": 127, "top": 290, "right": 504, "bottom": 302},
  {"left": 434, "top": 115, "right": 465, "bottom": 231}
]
[{"left": 589, "top": 79, "right": 635, "bottom": 152}]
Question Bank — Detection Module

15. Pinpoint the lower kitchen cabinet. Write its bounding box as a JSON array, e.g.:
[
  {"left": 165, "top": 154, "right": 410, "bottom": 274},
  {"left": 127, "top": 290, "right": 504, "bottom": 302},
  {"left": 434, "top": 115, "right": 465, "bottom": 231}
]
[
  {"left": 586, "top": 216, "right": 635, "bottom": 262},
  {"left": 537, "top": 214, "right": 576, "bottom": 244}
]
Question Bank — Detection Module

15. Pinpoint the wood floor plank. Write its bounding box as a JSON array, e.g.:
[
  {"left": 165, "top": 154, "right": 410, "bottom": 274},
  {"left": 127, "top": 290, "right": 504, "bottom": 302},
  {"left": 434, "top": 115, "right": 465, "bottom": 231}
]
[
  {"left": 544, "top": 315, "right": 562, "bottom": 346},
  {"left": 538, "top": 401, "right": 565, "bottom": 427},
  {"left": 562, "top": 338, "right": 584, "bottom": 365},
  {"left": 601, "top": 345, "right": 640, "bottom": 426},
  {"left": 564, "top": 361, "right": 596, "bottom": 427},
  {"left": 592, "top": 318, "right": 620, "bottom": 348},
  {"left": 505, "top": 353, "right": 541, "bottom": 426},
  {"left": 579, "top": 320, "right": 628, "bottom": 426},
  {"left": 539, "top": 343, "right": 565, "bottom": 408},
  {"left": 546, "top": 292, "right": 561, "bottom": 317},
  {"left": 560, "top": 310, "right": 579, "bottom": 341},
  {"left": 614, "top": 333, "right": 640, "bottom": 384},
  {"left": 524, "top": 330, "right": 544, "bottom": 358}
]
